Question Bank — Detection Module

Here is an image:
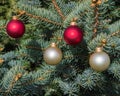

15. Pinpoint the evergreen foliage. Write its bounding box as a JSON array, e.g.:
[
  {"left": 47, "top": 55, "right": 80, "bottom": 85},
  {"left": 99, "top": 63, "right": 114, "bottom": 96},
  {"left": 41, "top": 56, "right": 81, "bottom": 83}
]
[{"left": 0, "top": 0, "right": 120, "bottom": 96}]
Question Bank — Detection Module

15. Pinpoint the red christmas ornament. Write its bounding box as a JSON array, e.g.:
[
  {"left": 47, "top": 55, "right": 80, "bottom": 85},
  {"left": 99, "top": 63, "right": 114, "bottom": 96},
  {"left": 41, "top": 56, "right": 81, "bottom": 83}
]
[
  {"left": 6, "top": 16, "right": 25, "bottom": 38},
  {"left": 63, "top": 22, "right": 83, "bottom": 45}
]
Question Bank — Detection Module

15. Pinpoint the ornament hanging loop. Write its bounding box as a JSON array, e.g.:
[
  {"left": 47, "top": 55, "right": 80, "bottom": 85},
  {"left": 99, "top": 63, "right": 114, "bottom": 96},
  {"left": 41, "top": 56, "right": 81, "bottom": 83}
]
[
  {"left": 12, "top": 16, "right": 18, "bottom": 20},
  {"left": 91, "top": 0, "right": 102, "bottom": 7},
  {"left": 12, "top": 10, "right": 26, "bottom": 20},
  {"left": 70, "top": 17, "right": 78, "bottom": 25},
  {"left": 101, "top": 39, "right": 107, "bottom": 47},
  {"left": 72, "top": 17, "right": 78, "bottom": 22}
]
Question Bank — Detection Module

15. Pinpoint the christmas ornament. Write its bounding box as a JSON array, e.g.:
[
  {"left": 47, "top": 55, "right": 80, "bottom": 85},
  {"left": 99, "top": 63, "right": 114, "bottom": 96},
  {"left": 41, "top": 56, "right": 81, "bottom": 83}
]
[
  {"left": 6, "top": 16, "right": 25, "bottom": 38},
  {"left": 63, "top": 21, "right": 83, "bottom": 45},
  {"left": 43, "top": 43, "right": 62, "bottom": 65},
  {"left": 89, "top": 47, "right": 110, "bottom": 72}
]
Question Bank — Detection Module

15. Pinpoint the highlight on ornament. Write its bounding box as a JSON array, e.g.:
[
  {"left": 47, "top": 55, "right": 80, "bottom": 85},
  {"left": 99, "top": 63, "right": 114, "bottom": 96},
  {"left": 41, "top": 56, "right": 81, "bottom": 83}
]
[
  {"left": 43, "top": 43, "right": 62, "bottom": 65},
  {"left": 63, "top": 20, "right": 83, "bottom": 46},
  {"left": 89, "top": 47, "right": 110, "bottom": 72},
  {"left": 6, "top": 16, "right": 25, "bottom": 38}
]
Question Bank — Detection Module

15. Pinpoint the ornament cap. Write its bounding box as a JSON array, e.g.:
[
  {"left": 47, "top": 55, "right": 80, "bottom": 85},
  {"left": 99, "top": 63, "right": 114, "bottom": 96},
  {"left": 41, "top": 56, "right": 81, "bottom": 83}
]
[
  {"left": 95, "top": 47, "right": 103, "bottom": 52},
  {"left": 70, "top": 17, "right": 78, "bottom": 26},
  {"left": 70, "top": 21, "right": 77, "bottom": 26},
  {"left": 50, "top": 43, "right": 57, "bottom": 47},
  {"left": 12, "top": 16, "right": 18, "bottom": 20},
  {"left": 92, "top": 0, "right": 98, "bottom": 3},
  {"left": 91, "top": 0, "right": 102, "bottom": 7}
]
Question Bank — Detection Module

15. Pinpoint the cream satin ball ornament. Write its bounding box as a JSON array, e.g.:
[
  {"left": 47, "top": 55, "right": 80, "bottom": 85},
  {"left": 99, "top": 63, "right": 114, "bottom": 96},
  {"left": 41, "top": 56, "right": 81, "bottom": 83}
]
[
  {"left": 43, "top": 43, "right": 62, "bottom": 65},
  {"left": 89, "top": 47, "right": 110, "bottom": 72}
]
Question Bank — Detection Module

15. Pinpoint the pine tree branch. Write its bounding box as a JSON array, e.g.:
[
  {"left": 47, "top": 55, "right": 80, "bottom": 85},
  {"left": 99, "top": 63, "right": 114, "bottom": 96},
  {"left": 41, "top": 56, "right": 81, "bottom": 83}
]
[
  {"left": 4, "top": 73, "right": 22, "bottom": 96},
  {"left": 18, "top": 9, "right": 63, "bottom": 26},
  {"left": 93, "top": 5, "right": 99, "bottom": 38},
  {"left": 0, "top": 26, "right": 6, "bottom": 29},
  {"left": 51, "top": 0, "right": 65, "bottom": 20},
  {"left": 20, "top": 70, "right": 53, "bottom": 87},
  {"left": 26, "top": 46, "right": 44, "bottom": 51},
  {"left": 24, "top": 10, "right": 63, "bottom": 26},
  {"left": 108, "top": 20, "right": 120, "bottom": 34},
  {"left": 0, "top": 9, "right": 63, "bottom": 28},
  {"left": 63, "top": 0, "right": 91, "bottom": 27},
  {"left": 109, "top": 30, "right": 120, "bottom": 37}
]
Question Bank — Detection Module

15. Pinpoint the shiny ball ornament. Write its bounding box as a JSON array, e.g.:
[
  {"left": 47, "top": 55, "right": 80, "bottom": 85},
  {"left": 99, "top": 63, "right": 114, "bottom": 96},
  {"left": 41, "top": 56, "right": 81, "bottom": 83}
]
[
  {"left": 63, "top": 22, "right": 83, "bottom": 45},
  {"left": 43, "top": 43, "right": 62, "bottom": 65},
  {"left": 89, "top": 47, "right": 110, "bottom": 72},
  {"left": 6, "top": 16, "right": 25, "bottom": 38}
]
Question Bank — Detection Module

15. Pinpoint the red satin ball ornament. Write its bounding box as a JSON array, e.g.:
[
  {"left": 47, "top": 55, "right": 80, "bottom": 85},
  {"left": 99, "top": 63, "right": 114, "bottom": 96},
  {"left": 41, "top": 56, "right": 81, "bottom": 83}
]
[
  {"left": 6, "top": 16, "right": 25, "bottom": 38},
  {"left": 63, "top": 22, "right": 83, "bottom": 45}
]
